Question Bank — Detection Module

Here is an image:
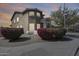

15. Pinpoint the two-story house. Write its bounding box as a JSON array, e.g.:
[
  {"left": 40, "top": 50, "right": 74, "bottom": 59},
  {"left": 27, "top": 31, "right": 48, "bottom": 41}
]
[{"left": 11, "top": 8, "right": 44, "bottom": 33}]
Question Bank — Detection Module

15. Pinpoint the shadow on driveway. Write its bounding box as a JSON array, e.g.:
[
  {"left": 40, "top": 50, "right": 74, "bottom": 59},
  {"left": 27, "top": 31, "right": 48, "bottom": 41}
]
[
  {"left": 41, "top": 37, "right": 73, "bottom": 42},
  {"left": 9, "top": 37, "right": 31, "bottom": 42},
  {"left": 66, "top": 34, "right": 79, "bottom": 38}
]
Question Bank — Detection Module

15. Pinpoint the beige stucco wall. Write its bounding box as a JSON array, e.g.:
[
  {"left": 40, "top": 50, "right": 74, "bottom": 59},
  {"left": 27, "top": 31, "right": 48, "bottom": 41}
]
[
  {"left": 11, "top": 13, "right": 22, "bottom": 28},
  {"left": 11, "top": 13, "right": 29, "bottom": 33},
  {"left": 22, "top": 13, "right": 29, "bottom": 33},
  {"left": 11, "top": 10, "right": 43, "bottom": 33}
]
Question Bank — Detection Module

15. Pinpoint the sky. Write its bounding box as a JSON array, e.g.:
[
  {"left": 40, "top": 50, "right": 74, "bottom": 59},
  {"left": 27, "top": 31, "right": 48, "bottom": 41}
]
[{"left": 0, "top": 3, "right": 79, "bottom": 27}]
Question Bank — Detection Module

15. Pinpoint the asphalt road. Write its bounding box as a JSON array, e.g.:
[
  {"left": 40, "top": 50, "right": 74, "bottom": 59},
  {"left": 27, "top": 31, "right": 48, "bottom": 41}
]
[{"left": 0, "top": 33, "right": 79, "bottom": 56}]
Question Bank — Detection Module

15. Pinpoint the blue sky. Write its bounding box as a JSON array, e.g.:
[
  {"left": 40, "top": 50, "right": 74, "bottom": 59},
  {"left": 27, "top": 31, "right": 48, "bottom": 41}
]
[{"left": 0, "top": 3, "right": 79, "bottom": 27}]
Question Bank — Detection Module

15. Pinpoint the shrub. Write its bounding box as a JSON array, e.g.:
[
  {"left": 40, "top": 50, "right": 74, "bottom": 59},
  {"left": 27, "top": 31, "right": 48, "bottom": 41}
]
[
  {"left": 37, "top": 28, "right": 67, "bottom": 40},
  {"left": 55, "top": 28, "right": 67, "bottom": 39},
  {"left": 1, "top": 27, "right": 24, "bottom": 41},
  {"left": 37, "top": 28, "right": 47, "bottom": 40},
  {"left": 37, "top": 28, "right": 56, "bottom": 40}
]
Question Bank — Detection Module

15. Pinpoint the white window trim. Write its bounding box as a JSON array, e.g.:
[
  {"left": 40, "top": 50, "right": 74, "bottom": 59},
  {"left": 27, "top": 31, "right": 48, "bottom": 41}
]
[
  {"left": 29, "top": 11, "right": 34, "bottom": 16},
  {"left": 20, "top": 25, "right": 23, "bottom": 28},
  {"left": 37, "top": 12, "right": 40, "bottom": 16},
  {"left": 17, "top": 17, "right": 19, "bottom": 22},
  {"left": 17, "top": 26, "right": 19, "bottom": 28}
]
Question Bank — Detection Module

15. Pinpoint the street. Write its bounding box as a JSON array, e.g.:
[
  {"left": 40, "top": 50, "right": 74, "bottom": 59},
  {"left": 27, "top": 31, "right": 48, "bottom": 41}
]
[{"left": 0, "top": 33, "right": 79, "bottom": 56}]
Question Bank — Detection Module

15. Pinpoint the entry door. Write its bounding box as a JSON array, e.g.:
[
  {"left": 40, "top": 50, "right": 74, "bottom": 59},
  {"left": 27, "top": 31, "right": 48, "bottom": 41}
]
[
  {"left": 37, "top": 24, "right": 40, "bottom": 29},
  {"left": 29, "top": 23, "right": 35, "bottom": 31}
]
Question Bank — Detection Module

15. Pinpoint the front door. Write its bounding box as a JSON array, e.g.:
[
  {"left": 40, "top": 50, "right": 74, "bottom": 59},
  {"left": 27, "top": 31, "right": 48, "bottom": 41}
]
[
  {"left": 37, "top": 24, "right": 40, "bottom": 29},
  {"left": 29, "top": 23, "right": 35, "bottom": 31}
]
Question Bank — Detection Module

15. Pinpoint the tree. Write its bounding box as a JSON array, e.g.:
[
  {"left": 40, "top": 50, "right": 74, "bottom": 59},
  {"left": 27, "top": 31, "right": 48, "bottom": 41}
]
[
  {"left": 51, "top": 7, "right": 64, "bottom": 27},
  {"left": 51, "top": 6, "right": 79, "bottom": 29}
]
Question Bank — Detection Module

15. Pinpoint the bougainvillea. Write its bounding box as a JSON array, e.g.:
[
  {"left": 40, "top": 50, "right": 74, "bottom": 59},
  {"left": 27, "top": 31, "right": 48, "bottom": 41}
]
[{"left": 37, "top": 28, "right": 67, "bottom": 40}]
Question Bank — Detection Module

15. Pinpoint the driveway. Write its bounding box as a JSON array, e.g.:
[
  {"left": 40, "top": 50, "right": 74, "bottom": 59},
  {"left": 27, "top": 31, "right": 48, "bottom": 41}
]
[{"left": 0, "top": 33, "right": 79, "bottom": 56}]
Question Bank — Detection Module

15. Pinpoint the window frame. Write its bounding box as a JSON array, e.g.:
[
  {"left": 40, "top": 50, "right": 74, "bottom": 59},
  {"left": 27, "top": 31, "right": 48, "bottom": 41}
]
[
  {"left": 16, "top": 17, "right": 19, "bottom": 22},
  {"left": 29, "top": 11, "right": 35, "bottom": 16},
  {"left": 37, "top": 12, "right": 40, "bottom": 17}
]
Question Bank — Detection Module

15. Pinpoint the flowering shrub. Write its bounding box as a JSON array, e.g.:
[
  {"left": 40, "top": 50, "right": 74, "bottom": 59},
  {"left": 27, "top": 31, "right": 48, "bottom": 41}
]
[
  {"left": 37, "top": 28, "right": 47, "bottom": 40},
  {"left": 37, "top": 28, "right": 67, "bottom": 40},
  {"left": 1, "top": 27, "right": 24, "bottom": 41}
]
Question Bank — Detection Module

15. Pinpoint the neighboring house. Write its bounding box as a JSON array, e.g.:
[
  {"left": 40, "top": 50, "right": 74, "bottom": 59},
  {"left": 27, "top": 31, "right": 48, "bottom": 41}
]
[
  {"left": 51, "top": 20, "right": 61, "bottom": 28},
  {"left": 41, "top": 18, "right": 51, "bottom": 28},
  {"left": 11, "top": 8, "right": 44, "bottom": 33},
  {"left": 68, "top": 22, "right": 79, "bottom": 32},
  {"left": 41, "top": 17, "right": 60, "bottom": 28},
  {"left": 73, "top": 23, "right": 79, "bottom": 32}
]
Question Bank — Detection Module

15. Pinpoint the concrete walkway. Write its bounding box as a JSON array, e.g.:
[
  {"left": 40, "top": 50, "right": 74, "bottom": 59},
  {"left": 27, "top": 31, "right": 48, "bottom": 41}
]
[{"left": 0, "top": 33, "right": 79, "bottom": 56}]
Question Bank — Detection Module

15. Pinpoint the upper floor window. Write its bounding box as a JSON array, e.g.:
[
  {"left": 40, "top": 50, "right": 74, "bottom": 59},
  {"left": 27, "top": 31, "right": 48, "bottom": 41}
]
[
  {"left": 29, "top": 11, "right": 34, "bottom": 16},
  {"left": 17, "top": 17, "right": 19, "bottom": 22},
  {"left": 37, "top": 12, "right": 40, "bottom": 17}
]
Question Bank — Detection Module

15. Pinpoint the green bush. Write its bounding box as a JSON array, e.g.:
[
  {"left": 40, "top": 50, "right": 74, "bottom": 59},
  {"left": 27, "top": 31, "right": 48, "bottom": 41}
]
[
  {"left": 1, "top": 27, "right": 24, "bottom": 42},
  {"left": 55, "top": 28, "right": 67, "bottom": 39}
]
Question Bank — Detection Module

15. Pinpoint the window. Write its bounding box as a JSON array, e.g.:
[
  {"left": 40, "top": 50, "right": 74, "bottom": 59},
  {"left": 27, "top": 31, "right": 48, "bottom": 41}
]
[
  {"left": 29, "top": 11, "right": 34, "bottom": 16},
  {"left": 37, "top": 24, "right": 40, "bottom": 29},
  {"left": 20, "top": 25, "right": 23, "bottom": 28},
  {"left": 37, "top": 12, "right": 40, "bottom": 17},
  {"left": 29, "top": 23, "right": 35, "bottom": 31},
  {"left": 17, "top": 17, "right": 19, "bottom": 22},
  {"left": 17, "top": 26, "right": 19, "bottom": 28}
]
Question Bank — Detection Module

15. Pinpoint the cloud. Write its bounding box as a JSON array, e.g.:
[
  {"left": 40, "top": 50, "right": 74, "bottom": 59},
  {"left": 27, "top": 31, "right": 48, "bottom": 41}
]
[
  {"left": 0, "top": 3, "right": 9, "bottom": 8},
  {"left": 0, "top": 3, "right": 31, "bottom": 19},
  {"left": 42, "top": 9, "right": 50, "bottom": 18},
  {"left": 39, "top": 8, "right": 51, "bottom": 18},
  {"left": 0, "top": 20, "right": 10, "bottom": 27},
  {"left": 0, "top": 3, "right": 12, "bottom": 13},
  {"left": 0, "top": 3, "right": 30, "bottom": 13},
  {"left": 0, "top": 13, "right": 11, "bottom": 20},
  {"left": 50, "top": 3, "right": 61, "bottom": 11},
  {"left": 38, "top": 3, "right": 61, "bottom": 18},
  {"left": 0, "top": 12, "right": 11, "bottom": 26},
  {"left": 0, "top": 3, "right": 31, "bottom": 27},
  {"left": 9, "top": 3, "right": 31, "bottom": 12}
]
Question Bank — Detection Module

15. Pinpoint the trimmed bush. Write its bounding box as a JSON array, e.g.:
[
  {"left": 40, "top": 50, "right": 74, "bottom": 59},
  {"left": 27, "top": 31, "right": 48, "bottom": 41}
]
[
  {"left": 37, "top": 28, "right": 67, "bottom": 40},
  {"left": 37, "top": 28, "right": 47, "bottom": 40},
  {"left": 55, "top": 28, "right": 67, "bottom": 39},
  {"left": 1, "top": 27, "right": 24, "bottom": 41}
]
